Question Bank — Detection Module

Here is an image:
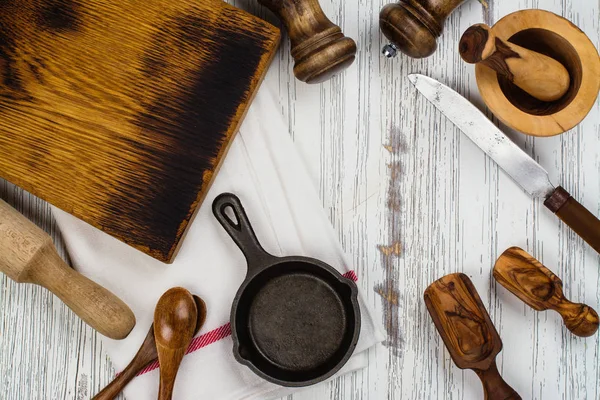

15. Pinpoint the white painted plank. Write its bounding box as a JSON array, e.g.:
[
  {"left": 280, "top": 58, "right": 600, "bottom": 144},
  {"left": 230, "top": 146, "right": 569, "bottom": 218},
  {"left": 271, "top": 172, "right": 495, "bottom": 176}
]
[{"left": 1, "top": 0, "right": 599, "bottom": 399}]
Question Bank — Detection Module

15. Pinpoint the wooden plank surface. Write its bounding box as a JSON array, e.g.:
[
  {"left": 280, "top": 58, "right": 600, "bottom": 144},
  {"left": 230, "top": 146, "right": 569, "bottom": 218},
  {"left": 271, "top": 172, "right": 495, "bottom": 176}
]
[
  {"left": 1, "top": 0, "right": 599, "bottom": 399},
  {"left": 0, "top": 0, "right": 279, "bottom": 262}
]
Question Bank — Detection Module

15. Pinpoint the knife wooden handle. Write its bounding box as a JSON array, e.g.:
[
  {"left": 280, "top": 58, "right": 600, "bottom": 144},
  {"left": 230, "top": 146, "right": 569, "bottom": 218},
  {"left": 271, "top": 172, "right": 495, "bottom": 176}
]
[
  {"left": 459, "top": 24, "right": 570, "bottom": 102},
  {"left": 545, "top": 187, "right": 600, "bottom": 255},
  {"left": 0, "top": 199, "right": 135, "bottom": 339},
  {"left": 475, "top": 360, "right": 522, "bottom": 400},
  {"left": 494, "top": 247, "right": 599, "bottom": 337}
]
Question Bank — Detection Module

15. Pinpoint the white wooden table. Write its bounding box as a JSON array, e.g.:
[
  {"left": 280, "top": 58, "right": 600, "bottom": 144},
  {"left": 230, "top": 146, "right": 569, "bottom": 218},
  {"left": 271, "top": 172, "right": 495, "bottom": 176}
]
[{"left": 1, "top": 0, "right": 599, "bottom": 399}]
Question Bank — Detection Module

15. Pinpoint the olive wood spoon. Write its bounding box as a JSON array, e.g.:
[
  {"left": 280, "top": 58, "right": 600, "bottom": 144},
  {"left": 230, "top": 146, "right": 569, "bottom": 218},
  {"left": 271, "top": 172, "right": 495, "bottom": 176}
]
[
  {"left": 459, "top": 23, "right": 570, "bottom": 102},
  {"left": 154, "top": 287, "right": 198, "bottom": 400},
  {"left": 494, "top": 247, "right": 599, "bottom": 337},
  {"left": 92, "top": 295, "right": 206, "bottom": 400},
  {"left": 425, "top": 273, "right": 521, "bottom": 400}
]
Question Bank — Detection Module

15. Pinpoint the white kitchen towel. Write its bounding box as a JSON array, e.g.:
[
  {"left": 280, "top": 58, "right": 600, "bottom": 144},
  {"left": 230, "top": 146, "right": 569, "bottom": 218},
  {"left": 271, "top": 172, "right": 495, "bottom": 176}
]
[{"left": 52, "top": 86, "right": 384, "bottom": 400}]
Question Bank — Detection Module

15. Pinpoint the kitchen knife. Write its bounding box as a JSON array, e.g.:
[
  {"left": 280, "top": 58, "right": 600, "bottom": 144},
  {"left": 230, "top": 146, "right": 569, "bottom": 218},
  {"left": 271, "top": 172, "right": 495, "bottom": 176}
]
[{"left": 408, "top": 74, "right": 600, "bottom": 255}]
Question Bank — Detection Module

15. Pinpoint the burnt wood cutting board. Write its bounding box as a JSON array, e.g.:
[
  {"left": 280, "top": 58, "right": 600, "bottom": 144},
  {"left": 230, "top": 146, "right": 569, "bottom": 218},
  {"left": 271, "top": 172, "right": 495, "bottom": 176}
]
[{"left": 0, "top": 0, "right": 280, "bottom": 262}]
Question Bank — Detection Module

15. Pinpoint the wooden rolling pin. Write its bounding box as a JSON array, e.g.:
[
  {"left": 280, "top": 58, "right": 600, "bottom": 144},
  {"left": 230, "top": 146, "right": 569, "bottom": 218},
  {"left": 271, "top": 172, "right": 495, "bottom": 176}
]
[
  {"left": 0, "top": 199, "right": 135, "bottom": 339},
  {"left": 459, "top": 23, "right": 571, "bottom": 102},
  {"left": 494, "top": 247, "right": 599, "bottom": 337},
  {"left": 425, "top": 273, "right": 521, "bottom": 400}
]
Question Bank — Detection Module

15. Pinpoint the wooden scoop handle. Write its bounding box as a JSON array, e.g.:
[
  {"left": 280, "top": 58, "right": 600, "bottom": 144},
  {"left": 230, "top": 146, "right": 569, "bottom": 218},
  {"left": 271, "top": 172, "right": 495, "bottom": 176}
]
[
  {"left": 494, "top": 247, "right": 599, "bottom": 337},
  {"left": 459, "top": 23, "right": 570, "bottom": 102},
  {"left": 0, "top": 199, "right": 135, "bottom": 339},
  {"left": 476, "top": 360, "right": 522, "bottom": 400}
]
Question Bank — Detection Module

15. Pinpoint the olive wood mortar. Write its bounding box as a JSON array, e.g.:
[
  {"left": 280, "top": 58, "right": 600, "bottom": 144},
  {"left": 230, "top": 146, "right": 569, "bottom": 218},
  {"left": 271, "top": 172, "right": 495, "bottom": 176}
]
[
  {"left": 380, "top": 0, "right": 469, "bottom": 58},
  {"left": 471, "top": 10, "right": 600, "bottom": 137},
  {"left": 494, "top": 247, "right": 599, "bottom": 337},
  {"left": 425, "top": 273, "right": 521, "bottom": 400},
  {"left": 258, "top": 0, "right": 357, "bottom": 83},
  {"left": 460, "top": 24, "right": 570, "bottom": 102}
]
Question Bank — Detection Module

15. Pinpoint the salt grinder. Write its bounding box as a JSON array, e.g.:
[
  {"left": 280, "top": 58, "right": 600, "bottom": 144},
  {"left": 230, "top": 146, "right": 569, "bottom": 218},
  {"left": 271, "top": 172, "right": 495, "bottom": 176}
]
[{"left": 258, "top": 0, "right": 357, "bottom": 83}]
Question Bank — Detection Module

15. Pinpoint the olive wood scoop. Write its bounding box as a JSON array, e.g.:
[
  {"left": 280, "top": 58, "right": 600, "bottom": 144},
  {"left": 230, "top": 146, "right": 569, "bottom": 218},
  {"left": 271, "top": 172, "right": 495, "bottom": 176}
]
[
  {"left": 257, "top": 0, "right": 357, "bottom": 83},
  {"left": 459, "top": 23, "right": 571, "bottom": 102},
  {"left": 0, "top": 199, "right": 135, "bottom": 339},
  {"left": 92, "top": 295, "right": 207, "bottom": 400},
  {"left": 425, "top": 273, "right": 521, "bottom": 400},
  {"left": 494, "top": 247, "right": 599, "bottom": 337},
  {"left": 154, "top": 287, "right": 198, "bottom": 400}
]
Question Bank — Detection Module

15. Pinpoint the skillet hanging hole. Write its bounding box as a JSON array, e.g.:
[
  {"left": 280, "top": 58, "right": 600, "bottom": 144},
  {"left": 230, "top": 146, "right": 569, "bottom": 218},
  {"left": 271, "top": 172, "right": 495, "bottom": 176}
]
[{"left": 221, "top": 204, "right": 240, "bottom": 229}]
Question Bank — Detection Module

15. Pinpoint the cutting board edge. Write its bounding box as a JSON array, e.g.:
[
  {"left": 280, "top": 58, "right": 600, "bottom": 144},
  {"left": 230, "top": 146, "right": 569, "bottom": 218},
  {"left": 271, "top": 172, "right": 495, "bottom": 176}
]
[{"left": 159, "top": 21, "right": 281, "bottom": 264}]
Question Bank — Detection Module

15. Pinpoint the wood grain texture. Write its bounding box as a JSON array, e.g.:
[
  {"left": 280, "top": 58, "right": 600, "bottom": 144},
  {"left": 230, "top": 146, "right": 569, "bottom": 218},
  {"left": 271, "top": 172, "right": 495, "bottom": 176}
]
[
  {"left": 0, "top": 0, "right": 280, "bottom": 262},
  {"left": 153, "top": 288, "right": 197, "bottom": 400},
  {"left": 0, "top": 199, "right": 135, "bottom": 340},
  {"left": 0, "top": 0, "right": 599, "bottom": 399},
  {"left": 494, "top": 247, "right": 599, "bottom": 337},
  {"left": 257, "top": 0, "right": 357, "bottom": 83},
  {"left": 459, "top": 23, "right": 570, "bottom": 101},
  {"left": 379, "top": 0, "right": 468, "bottom": 58},
  {"left": 424, "top": 273, "right": 521, "bottom": 400},
  {"left": 474, "top": 9, "right": 600, "bottom": 136}
]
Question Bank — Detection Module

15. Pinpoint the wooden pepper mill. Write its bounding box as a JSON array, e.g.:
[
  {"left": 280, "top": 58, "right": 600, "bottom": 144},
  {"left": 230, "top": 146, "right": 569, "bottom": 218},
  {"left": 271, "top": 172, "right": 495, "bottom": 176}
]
[
  {"left": 464, "top": 10, "right": 600, "bottom": 137},
  {"left": 258, "top": 0, "right": 357, "bottom": 83},
  {"left": 460, "top": 24, "right": 571, "bottom": 102},
  {"left": 380, "top": 0, "right": 468, "bottom": 59}
]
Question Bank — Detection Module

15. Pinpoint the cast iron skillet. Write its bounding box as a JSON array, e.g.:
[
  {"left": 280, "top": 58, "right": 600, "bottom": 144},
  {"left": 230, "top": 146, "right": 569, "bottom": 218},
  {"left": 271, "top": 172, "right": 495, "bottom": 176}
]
[{"left": 212, "top": 193, "right": 361, "bottom": 387}]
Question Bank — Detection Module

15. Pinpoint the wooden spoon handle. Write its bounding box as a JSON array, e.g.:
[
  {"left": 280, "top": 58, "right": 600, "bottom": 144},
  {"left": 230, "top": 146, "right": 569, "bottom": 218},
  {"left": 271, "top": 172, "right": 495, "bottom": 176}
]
[
  {"left": 475, "top": 361, "right": 521, "bottom": 400},
  {"left": 157, "top": 346, "right": 187, "bottom": 400},
  {"left": 93, "top": 360, "right": 148, "bottom": 400},
  {"left": 93, "top": 328, "right": 157, "bottom": 400},
  {"left": 545, "top": 186, "right": 600, "bottom": 255},
  {"left": 459, "top": 23, "right": 570, "bottom": 102}
]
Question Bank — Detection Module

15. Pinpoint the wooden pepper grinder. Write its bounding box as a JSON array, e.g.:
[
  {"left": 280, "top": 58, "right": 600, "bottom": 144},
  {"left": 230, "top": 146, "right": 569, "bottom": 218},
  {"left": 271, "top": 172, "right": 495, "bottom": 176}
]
[
  {"left": 380, "top": 0, "right": 468, "bottom": 59},
  {"left": 460, "top": 24, "right": 570, "bottom": 102},
  {"left": 258, "top": 0, "right": 357, "bottom": 83}
]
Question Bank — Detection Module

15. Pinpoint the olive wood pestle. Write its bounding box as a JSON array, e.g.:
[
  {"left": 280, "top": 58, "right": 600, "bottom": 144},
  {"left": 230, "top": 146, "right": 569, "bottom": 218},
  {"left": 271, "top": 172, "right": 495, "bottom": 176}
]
[
  {"left": 494, "top": 247, "right": 599, "bottom": 337},
  {"left": 380, "top": 0, "right": 468, "bottom": 59},
  {"left": 459, "top": 23, "right": 571, "bottom": 102},
  {"left": 425, "top": 273, "right": 521, "bottom": 400},
  {"left": 0, "top": 199, "right": 135, "bottom": 340},
  {"left": 258, "top": 0, "right": 357, "bottom": 83},
  {"left": 154, "top": 287, "right": 198, "bottom": 400},
  {"left": 92, "top": 295, "right": 206, "bottom": 400}
]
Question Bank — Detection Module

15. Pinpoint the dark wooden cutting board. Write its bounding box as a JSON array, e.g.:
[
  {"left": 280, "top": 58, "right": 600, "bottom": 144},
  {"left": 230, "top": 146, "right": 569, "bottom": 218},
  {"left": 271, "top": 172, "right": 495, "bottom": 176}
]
[{"left": 0, "top": 0, "right": 280, "bottom": 262}]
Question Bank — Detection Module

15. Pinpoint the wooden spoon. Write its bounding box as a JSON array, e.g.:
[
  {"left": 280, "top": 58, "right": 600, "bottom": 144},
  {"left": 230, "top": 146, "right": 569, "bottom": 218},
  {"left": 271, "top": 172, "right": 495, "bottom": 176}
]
[
  {"left": 494, "top": 247, "right": 599, "bottom": 337},
  {"left": 154, "top": 287, "right": 198, "bottom": 400},
  {"left": 459, "top": 23, "right": 570, "bottom": 102},
  {"left": 424, "top": 273, "right": 521, "bottom": 400},
  {"left": 92, "top": 295, "right": 207, "bottom": 400}
]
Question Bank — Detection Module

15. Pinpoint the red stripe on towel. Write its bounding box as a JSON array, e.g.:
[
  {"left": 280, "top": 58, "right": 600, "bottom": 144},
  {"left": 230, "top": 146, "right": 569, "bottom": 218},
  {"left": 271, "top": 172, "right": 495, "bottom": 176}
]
[{"left": 132, "top": 270, "right": 358, "bottom": 377}]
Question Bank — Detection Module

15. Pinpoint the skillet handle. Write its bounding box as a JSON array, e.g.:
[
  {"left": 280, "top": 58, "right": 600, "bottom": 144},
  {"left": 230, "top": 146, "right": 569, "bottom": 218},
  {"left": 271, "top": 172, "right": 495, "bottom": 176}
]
[{"left": 212, "top": 193, "right": 274, "bottom": 274}]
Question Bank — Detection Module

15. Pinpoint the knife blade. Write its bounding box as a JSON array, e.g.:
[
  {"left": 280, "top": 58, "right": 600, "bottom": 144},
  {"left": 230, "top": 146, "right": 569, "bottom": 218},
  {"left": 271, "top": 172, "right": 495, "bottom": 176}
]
[{"left": 408, "top": 73, "right": 600, "bottom": 255}]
